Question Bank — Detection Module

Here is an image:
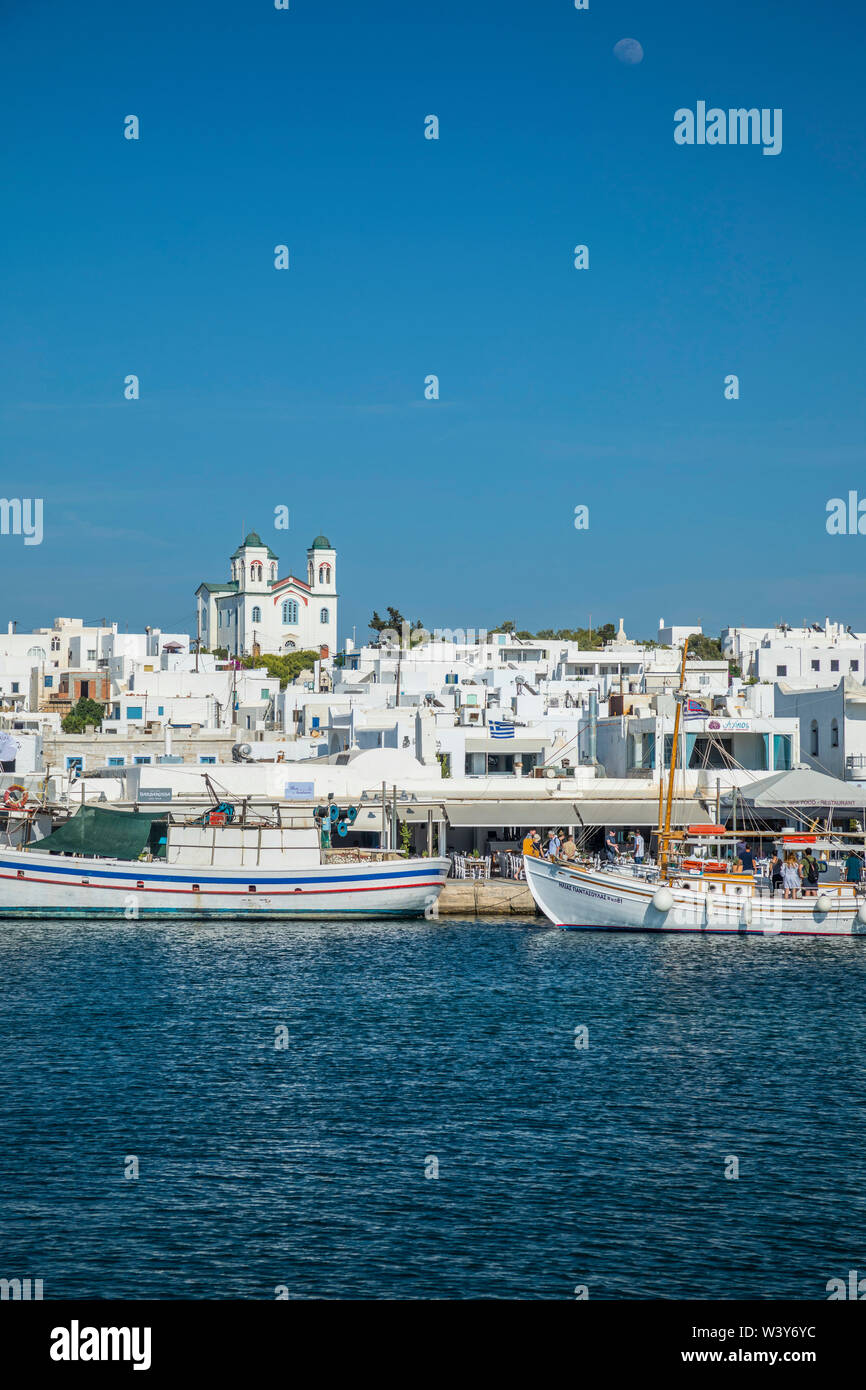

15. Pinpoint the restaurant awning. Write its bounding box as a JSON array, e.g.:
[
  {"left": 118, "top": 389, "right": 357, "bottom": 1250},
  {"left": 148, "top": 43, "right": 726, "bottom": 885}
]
[
  {"left": 722, "top": 769, "right": 866, "bottom": 809},
  {"left": 571, "top": 799, "right": 704, "bottom": 827},
  {"left": 392, "top": 799, "right": 704, "bottom": 828}
]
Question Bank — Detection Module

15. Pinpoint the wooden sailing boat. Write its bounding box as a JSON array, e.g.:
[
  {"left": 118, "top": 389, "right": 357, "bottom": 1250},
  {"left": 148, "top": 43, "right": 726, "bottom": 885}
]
[{"left": 524, "top": 639, "right": 866, "bottom": 935}]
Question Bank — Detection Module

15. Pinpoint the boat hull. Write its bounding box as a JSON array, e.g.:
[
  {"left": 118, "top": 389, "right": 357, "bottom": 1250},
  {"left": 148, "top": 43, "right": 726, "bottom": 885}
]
[
  {"left": 524, "top": 856, "right": 866, "bottom": 937},
  {"left": 0, "top": 850, "right": 450, "bottom": 920}
]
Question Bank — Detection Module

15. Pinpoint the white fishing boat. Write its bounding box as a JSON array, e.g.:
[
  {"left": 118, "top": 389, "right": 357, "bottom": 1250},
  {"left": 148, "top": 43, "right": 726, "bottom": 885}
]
[
  {"left": 0, "top": 800, "right": 449, "bottom": 920},
  {"left": 524, "top": 852, "right": 866, "bottom": 936},
  {"left": 525, "top": 640, "right": 866, "bottom": 937}
]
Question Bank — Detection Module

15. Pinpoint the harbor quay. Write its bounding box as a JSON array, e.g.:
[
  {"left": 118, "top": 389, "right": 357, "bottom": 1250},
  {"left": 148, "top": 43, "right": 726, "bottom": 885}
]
[{"left": 3, "top": 533, "right": 866, "bottom": 913}]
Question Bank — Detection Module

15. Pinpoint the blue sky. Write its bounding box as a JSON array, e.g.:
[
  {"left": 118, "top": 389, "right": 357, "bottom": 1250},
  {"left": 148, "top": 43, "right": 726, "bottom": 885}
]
[{"left": 2, "top": 0, "right": 865, "bottom": 643}]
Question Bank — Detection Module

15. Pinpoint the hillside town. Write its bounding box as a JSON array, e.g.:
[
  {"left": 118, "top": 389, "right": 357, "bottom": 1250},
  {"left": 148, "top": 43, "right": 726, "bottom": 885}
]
[{"left": 3, "top": 529, "right": 866, "bottom": 899}]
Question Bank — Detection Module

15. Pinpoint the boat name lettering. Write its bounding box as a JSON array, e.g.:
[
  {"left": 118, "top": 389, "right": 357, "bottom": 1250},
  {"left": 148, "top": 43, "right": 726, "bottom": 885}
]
[{"left": 562, "top": 882, "right": 623, "bottom": 904}]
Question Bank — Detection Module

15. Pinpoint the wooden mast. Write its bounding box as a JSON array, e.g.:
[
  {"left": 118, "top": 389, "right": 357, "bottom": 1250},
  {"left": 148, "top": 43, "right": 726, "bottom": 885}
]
[{"left": 660, "top": 637, "right": 689, "bottom": 878}]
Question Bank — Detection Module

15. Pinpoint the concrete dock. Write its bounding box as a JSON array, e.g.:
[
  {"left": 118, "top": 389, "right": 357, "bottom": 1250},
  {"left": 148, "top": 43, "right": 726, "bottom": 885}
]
[{"left": 437, "top": 879, "right": 539, "bottom": 915}]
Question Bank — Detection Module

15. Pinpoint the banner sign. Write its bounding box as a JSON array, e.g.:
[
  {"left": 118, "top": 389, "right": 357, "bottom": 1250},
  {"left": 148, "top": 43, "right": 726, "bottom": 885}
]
[{"left": 284, "top": 782, "right": 315, "bottom": 798}]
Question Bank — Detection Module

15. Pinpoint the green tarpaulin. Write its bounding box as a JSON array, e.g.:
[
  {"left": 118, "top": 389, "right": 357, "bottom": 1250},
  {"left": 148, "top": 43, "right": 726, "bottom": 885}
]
[{"left": 34, "top": 805, "right": 166, "bottom": 860}]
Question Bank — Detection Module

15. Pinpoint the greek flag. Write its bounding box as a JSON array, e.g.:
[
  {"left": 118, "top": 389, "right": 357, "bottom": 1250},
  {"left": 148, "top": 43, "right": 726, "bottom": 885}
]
[
  {"left": 489, "top": 721, "right": 515, "bottom": 739},
  {"left": 683, "top": 698, "right": 708, "bottom": 720}
]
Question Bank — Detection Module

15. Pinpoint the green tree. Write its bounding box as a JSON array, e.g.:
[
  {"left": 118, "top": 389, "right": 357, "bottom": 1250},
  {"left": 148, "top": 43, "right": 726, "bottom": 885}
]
[
  {"left": 369, "top": 607, "right": 424, "bottom": 640},
  {"left": 685, "top": 632, "right": 724, "bottom": 661},
  {"left": 240, "top": 650, "right": 322, "bottom": 688},
  {"left": 62, "top": 696, "right": 105, "bottom": 733}
]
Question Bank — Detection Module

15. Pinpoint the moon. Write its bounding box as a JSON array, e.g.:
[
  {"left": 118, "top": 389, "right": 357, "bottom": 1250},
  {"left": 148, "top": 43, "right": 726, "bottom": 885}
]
[{"left": 613, "top": 38, "right": 644, "bottom": 65}]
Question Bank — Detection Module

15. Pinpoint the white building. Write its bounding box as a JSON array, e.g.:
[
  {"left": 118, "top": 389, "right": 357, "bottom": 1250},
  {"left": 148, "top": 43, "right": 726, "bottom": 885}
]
[
  {"left": 774, "top": 677, "right": 866, "bottom": 782},
  {"left": 722, "top": 620, "right": 866, "bottom": 683},
  {"left": 196, "top": 531, "right": 337, "bottom": 659}
]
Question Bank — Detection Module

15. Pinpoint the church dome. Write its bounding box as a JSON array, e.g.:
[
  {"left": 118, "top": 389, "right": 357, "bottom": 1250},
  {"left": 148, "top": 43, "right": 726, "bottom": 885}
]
[{"left": 311, "top": 534, "right": 332, "bottom": 549}]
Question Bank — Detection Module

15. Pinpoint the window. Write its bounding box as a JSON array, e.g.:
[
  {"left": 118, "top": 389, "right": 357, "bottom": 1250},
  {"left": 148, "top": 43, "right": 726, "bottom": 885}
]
[
  {"left": 776, "top": 665, "right": 787, "bottom": 677},
  {"left": 773, "top": 734, "right": 792, "bottom": 770},
  {"left": 51, "top": 637, "right": 60, "bottom": 651},
  {"left": 127, "top": 706, "right": 143, "bottom": 720},
  {"left": 852, "top": 660, "right": 860, "bottom": 672},
  {"left": 44, "top": 675, "right": 53, "bottom": 687},
  {"left": 134, "top": 756, "right": 152, "bottom": 765},
  {"left": 320, "top": 607, "right": 329, "bottom": 623},
  {"left": 66, "top": 756, "right": 83, "bottom": 774},
  {"left": 251, "top": 562, "right": 263, "bottom": 581},
  {"left": 312, "top": 716, "right": 320, "bottom": 729},
  {"left": 811, "top": 660, "right": 820, "bottom": 671},
  {"left": 107, "top": 757, "right": 125, "bottom": 767},
  {"left": 831, "top": 719, "right": 839, "bottom": 748},
  {"left": 199, "top": 756, "right": 216, "bottom": 764},
  {"left": 87, "top": 649, "right": 96, "bottom": 660},
  {"left": 251, "top": 606, "right": 261, "bottom": 623},
  {"left": 11, "top": 683, "right": 19, "bottom": 693},
  {"left": 157, "top": 706, "right": 164, "bottom": 716},
  {"left": 282, "top": 600, "right": 299, "bottom": 624},
  {"left": 810, "top": 721, "right": 819, "bottom": 757},
  {"left": 831, "top": 659, "right": 839, "bottom": 672}
]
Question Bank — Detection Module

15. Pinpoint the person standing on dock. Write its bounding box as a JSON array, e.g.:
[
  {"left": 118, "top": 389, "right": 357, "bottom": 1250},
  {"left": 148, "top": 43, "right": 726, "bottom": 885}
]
[
  {"left": 782, "top": 853, "right": 801, "bottom": 899},
  {"left": 845, "top": 849, "right": 863, "bottom": 890},
  {"left": 522, "top": 829, "right": 541, "bottom": 858},
  {"left": 800, "top": 848, "right": 819, "bottom": 897}
]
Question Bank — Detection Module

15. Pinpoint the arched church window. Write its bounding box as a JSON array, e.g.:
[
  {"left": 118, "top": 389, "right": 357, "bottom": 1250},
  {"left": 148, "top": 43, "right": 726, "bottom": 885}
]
[
  {"left": 252, "top": 606, "right": 261, "bottom": 623},
  {"left": 282, "top": 600, "right": 299, "bottom": 624},
  {"left": 320, "top": 607, "right": 329, "bottom": 623}
]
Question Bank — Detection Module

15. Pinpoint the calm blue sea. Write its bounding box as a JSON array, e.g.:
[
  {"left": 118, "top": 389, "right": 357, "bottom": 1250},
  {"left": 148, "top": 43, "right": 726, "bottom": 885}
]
[{"left": 0, "top": 917, "right": 864, "bottom": 1300}]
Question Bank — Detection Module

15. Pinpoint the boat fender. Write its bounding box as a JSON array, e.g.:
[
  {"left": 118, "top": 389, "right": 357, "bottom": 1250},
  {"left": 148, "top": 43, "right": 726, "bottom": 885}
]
[
  {"left": 336, "top": 820, "right": 348, "bottom": 837},
  {"left": 742, "top": 899, "right": 752, "bottom": 926},
  {"left": 652, "top": 886, "right": 674, "bottom": 913},
  {"left": 857, "top": 902, "right": 866, "bottom": 926},
  {"left": 328, "top": 804, "right": 341, "bottom": 823},
  {"left": 346, "top": 806, "right": 358, "bottom": 824},
  {"left": 815, "top": 893, "right": 832, "bottom": 914}
]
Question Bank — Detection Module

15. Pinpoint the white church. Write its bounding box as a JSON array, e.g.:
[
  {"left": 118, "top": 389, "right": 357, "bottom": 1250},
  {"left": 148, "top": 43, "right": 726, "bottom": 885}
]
[{"left": 196, "top": 531, "right": 338, "bottom": 659}]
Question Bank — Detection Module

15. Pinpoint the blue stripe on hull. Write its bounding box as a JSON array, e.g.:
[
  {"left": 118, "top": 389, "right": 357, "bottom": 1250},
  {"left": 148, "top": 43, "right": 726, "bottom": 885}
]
[
  {"left": 0, "top": 906, "right": 424, "bottom": 920},
  {"left": 0, "top": 857, "right": 438, "bottom": 887}
]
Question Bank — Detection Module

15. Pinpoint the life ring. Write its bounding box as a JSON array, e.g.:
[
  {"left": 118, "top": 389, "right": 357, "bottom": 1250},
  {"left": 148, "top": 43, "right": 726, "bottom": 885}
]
[{"left": 3, "top": 785, "right": 28, "bottom": 809}]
